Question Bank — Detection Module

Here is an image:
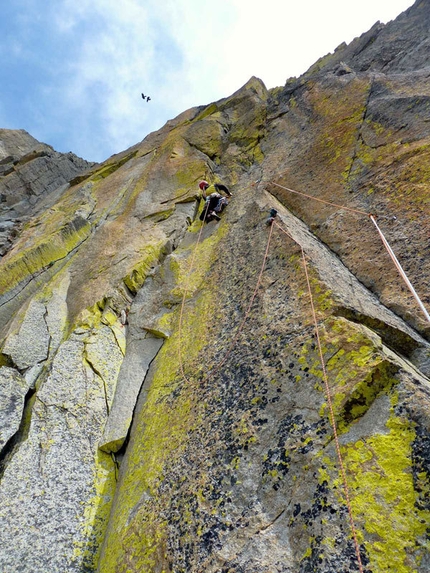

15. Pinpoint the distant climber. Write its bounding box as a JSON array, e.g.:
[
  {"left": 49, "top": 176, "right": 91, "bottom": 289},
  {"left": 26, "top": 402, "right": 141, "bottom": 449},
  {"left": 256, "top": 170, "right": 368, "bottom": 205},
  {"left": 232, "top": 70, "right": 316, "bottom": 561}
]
[
  {"left": 266, "top": 208, "right": 278, "bottom": 225},
  {"left": 198, "top": 180, "right": 232, "bottom": 223}
]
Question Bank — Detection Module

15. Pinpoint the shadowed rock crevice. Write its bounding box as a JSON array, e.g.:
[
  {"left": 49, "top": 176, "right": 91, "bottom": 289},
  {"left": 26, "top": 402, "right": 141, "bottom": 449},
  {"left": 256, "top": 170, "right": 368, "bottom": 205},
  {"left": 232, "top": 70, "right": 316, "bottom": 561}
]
[
  {"left": 333, "top": 307, "right": 428, "bottom": 355},
  {"left": 103, "top": 339, "right": 165, "bottom": 460},
  {"left": 0, "top": 386, "right": 36, "bottom": 481},
  {"left": 0, "top": 2, "right": 429, "bottom": 572}
]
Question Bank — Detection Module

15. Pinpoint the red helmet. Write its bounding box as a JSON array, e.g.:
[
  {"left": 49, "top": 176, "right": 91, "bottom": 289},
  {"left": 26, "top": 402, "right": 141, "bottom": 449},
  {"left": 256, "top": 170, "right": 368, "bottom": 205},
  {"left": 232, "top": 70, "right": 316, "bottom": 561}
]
[{"left": 199, "top": 180, "right": 209, "bottom": 190}]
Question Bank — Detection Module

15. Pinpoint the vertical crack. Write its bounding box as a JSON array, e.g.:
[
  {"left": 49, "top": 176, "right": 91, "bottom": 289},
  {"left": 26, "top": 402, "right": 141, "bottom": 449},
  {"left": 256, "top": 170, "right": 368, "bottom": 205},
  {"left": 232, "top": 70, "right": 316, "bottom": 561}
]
[
  {"left": 111, "top": 339, "right": 164, "bottom": 462},
  {"left": 83, "top": 352, "right": 110, "bottom": 416},
  {"left": 344, "top": 76, "right": 375, "bottom": 186},
  {"left": 0, "top": 386, "right": 37, "bottom": 483}
]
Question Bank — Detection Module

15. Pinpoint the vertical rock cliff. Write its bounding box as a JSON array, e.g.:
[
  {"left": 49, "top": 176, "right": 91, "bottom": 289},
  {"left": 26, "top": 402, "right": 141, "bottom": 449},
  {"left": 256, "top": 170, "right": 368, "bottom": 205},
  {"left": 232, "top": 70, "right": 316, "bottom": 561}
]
[
  {"left": 0, "top": 1, "right": 429, "bottom": 572},
  {"left": 0, "top": 128, "right": 94, "bottom": 257}
]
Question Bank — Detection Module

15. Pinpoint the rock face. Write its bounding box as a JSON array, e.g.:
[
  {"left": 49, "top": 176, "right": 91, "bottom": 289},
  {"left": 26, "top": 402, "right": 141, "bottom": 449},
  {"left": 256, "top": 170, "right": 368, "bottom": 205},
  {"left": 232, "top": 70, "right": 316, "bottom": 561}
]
[
  {"left": 0, "top": 1, "right": 429, "bottom": 572},
  {"left": 0, "top": 128, "right": 94, "bottom": 256}
]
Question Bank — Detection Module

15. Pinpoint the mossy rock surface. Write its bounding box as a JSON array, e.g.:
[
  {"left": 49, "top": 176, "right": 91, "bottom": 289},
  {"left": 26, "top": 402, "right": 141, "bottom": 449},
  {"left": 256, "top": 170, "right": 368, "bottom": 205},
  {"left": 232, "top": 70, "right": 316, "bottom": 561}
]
[{"left": 1, "top": 4, "right": 430, "bottom": 572}]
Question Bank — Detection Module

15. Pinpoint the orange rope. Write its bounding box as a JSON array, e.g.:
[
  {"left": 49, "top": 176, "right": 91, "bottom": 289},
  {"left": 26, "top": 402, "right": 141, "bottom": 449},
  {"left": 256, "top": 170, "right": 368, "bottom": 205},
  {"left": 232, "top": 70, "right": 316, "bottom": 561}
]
[
  {"left": 269, "top": 181, "right": 369, "bottom": 216},
  {"left": 177, "top": 201, "right": 209, "bottom": 384},
  {"left": 370, "top": 215, "right": 430, "bottom": 324},
  {"left": 270, "top": 179, "right": 429, "bottom": 325},
  {"left": 178, "top": 190, "right": 275, "bottom": 386},
  {"left": 273, "top": 220, "right": 363, "bottom": 572},
  {"left": 172, "top": 176, "right": 427, "bottom": 571},
  {"left": 178, "top": 211, "right": 364, "bottom": 569},
  {"left": 212, "top": 219, "right": 274, "bottom": 377},
  {"left": 301, "top": 247, "right": 364, "bottom": 573}
]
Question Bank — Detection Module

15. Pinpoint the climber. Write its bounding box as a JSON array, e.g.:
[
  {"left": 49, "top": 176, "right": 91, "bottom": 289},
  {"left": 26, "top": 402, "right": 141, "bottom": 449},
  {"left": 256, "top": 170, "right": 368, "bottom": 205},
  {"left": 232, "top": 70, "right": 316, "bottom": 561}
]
[
  {"left": 266, "top": 208, "right": 278, "bottom": 225},
  {"left": 198, "top": 180, "right": 232, "bottom": 223}
]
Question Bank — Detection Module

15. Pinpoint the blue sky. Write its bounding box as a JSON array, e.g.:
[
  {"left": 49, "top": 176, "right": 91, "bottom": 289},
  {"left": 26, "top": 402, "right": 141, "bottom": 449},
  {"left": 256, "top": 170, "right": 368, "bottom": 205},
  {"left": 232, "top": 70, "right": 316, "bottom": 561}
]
[{"left": 0, "top": 0, "right": 414, "bottom": 163}]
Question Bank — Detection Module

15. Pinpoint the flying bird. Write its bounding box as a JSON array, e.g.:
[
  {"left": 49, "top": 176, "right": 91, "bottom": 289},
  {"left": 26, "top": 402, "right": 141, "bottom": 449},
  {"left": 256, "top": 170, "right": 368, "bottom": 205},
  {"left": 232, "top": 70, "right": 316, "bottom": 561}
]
[{"left": 141, "top": 93, "right": 151, "bottom": 102}]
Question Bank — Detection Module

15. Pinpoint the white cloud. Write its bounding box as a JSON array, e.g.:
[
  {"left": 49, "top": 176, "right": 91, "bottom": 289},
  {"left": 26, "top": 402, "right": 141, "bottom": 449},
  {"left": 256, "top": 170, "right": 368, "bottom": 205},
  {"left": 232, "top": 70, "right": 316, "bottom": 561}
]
[
  {"left": 213, "top": 0, "right": 416, "bottom": 89},
  {"left": 0, "top": 0, "right": 416, "bottom": 161}
]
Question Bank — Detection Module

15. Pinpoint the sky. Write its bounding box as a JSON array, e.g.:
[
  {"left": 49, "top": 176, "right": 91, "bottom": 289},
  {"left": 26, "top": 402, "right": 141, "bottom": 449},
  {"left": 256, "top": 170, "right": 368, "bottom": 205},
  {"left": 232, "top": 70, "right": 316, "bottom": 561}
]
[{"left": 0, "top": 0, "right": 415, "bottom": 164}]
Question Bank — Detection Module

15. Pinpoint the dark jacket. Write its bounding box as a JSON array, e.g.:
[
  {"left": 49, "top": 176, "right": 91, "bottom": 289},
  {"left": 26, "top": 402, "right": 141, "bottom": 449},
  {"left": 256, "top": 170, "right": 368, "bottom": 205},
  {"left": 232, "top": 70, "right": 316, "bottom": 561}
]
[{"left": 199, "top": 183, "right": 232, "bottom": 221}]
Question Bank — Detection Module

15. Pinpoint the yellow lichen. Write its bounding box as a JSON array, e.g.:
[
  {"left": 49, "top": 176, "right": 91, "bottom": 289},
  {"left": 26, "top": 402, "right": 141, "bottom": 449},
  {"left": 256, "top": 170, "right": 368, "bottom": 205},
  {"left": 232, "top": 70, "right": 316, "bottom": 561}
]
[
  {"left": 341, "top": 404, "right": 430, "bottom": 572},
  {"left": 123, "top": 240, "right": 169, "bottom": 294},
  {"left": 97, "top": 220, "right": 229, "bottom": 572},
  {"left": 73, "top": 450, "right": 117, "bottom": 571},
  {"left": 0, "top": 217, "right": 91, "bottom": 296}
]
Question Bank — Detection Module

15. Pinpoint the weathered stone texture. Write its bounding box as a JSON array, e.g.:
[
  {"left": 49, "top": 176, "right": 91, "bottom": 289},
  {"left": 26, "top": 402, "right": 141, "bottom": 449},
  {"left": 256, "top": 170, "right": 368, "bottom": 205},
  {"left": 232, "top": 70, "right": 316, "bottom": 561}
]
[
  {"left": 0, "top": 366, "right": 29, "bottom": 451},
  {"left": 0, "top": 128, "right": 94, "bottom": 257},
  {"left": 2, "top": 299, "right": 50, "bottom": 370},
  {"left": 0, "top": 1, "right": 429, "bottom": 572}
]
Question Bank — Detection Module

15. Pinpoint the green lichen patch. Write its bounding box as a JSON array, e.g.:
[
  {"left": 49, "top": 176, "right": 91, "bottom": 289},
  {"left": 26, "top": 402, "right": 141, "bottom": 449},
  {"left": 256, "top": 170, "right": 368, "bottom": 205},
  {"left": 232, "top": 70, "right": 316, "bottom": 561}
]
[
  {"left": 0, "top": 216, "right": 91, "bottom": 296},
  {"left": 183, "top": 118, "right": 225, "bottom": 161},
  {"left": 193, "top": 103, "right": 218, "bottom": 122},
  {"left": 123, "top": 240, "right": 170, "bottom": 294},
  {"left": 296, "top": 314, "right": 398, "bottom": 435},
  {"left": 98, "top": 288, "right": 214, "bottom": 572},
  {"left": 169, "top": 223, "right": 229, "bottom": 300},
  {"left": 97, "top": 221, "right": 229, "bottom": 571},
  {"left": 293, "top": 77, "right": 372, "bottom": 193},
  {"left": 73, "top": 450, "right": 117, "bottom": 571},
  {"left": 382, "top": 140, "right": 430, "bottom": 208},
  {"left": 342, "top": 405, "right": 430, "bottom": 572},
  {"left": 78, "top": 298, "right": 110, "bottom": 331},
  {"left": 227, "top": 103, "right": 266, "bottom": 166},
  {"left": 71, "top": 150, "right": 139, "bottom": 186}
]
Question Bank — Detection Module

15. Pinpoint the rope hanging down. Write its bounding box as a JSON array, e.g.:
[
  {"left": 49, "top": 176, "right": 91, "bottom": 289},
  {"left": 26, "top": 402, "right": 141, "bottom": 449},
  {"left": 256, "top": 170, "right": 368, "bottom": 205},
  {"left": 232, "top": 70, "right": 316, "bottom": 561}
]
[
  {"left": 370, "top": 215, "right": 430, "bottom": 324},
  {"left": 175, "top": 177, "right": 425, "bottom": 572},
  {"left": 269, "top": 180, "right": 430, "bottom": 324},
  {"left": 178, "top": 210, "right": 364, "bottom": 571},
  {"left": 273, "top": 220, "right": 364, "bottom": 573},
  {"left": 270, "top": 182, "right": 369, "bottom": 216},
  {"left": 178, "top": 186, "right": 275, "bottom": 386},
  {"left": 178, "top": 201, "right": 209, "bottom": 385}
]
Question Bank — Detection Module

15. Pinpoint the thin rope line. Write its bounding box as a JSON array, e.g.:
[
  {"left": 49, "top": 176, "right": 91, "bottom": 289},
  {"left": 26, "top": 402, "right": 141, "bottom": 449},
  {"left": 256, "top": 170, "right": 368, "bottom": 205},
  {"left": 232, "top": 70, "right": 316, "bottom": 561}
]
[
  {"left": 270, "top": 182, "right": 428, "bottom": 323},
  {"left": 269, "top": 181, "right": 369, "bottom": 216},
  {"left": 212, "top": 219, "right": 274, "bottom": 377},
  {"left": 370, "top": 215, "right": 430, "bottom": 324},
  {"left": 300, "top": 247, "right": 364, "bottom": 572},
  {"left": 178, "top": 214, "right": 363, "bottom": 570},
  {"left": 178, "top": 186, "right": 274, "bottom": 386},
  {"left": 178, "top": 201, "right": 209, "bottom": 384},
  {"left": 273, "top": 219, "right": 363, "bottom": 572}
]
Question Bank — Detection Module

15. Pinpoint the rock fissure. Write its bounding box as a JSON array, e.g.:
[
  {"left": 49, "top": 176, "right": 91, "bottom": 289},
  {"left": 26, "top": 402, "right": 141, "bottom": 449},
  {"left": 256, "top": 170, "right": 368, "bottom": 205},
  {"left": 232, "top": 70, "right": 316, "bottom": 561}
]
[
  {"left": 1, "top": 3, "right": 430, "bottom": 571},
  {"left": 255, "top": 508, "right": 287, "bottom": 534},
  {"left": 0, "top": 385, "right": 36, "bottom": 483},
  {"left": 84, "top": 353, "right": 111, "bottom": 416},
  {"left": 0, "top": 225, "right": 92, "bottom": 312},
  {"left": 106, "top": 338, "right": 165, "bottom": 458}
]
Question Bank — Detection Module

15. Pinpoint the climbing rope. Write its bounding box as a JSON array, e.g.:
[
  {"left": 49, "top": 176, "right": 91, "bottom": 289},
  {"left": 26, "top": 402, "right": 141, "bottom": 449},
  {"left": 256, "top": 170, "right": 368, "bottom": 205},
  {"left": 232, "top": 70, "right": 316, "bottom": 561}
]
[
  {"left": 175, "top": 178, "right": 425, "bottom": 572},
  {"left": 212, "top": 218, "right": 274, "bottom": 377},
  {"left": 273, "top": 219, "right": 364, "bottom": 572},
  {"left": 370, "top": 215, "right": 430, "bottom": 324},
  {"left": 177, "top": 200, "right": 209, "bottom": 385},
  {"left": 269, "top": 180, "right": 430, "bottom": 323},
  {"left": 177, "top": 204, "right": 364, "bottom": 570},
  {"left": 269, "top": 181, "right": 369, "bottom": 216},
  {"left": 177, "top": 189, "right": 275, "bottom": 386}
]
